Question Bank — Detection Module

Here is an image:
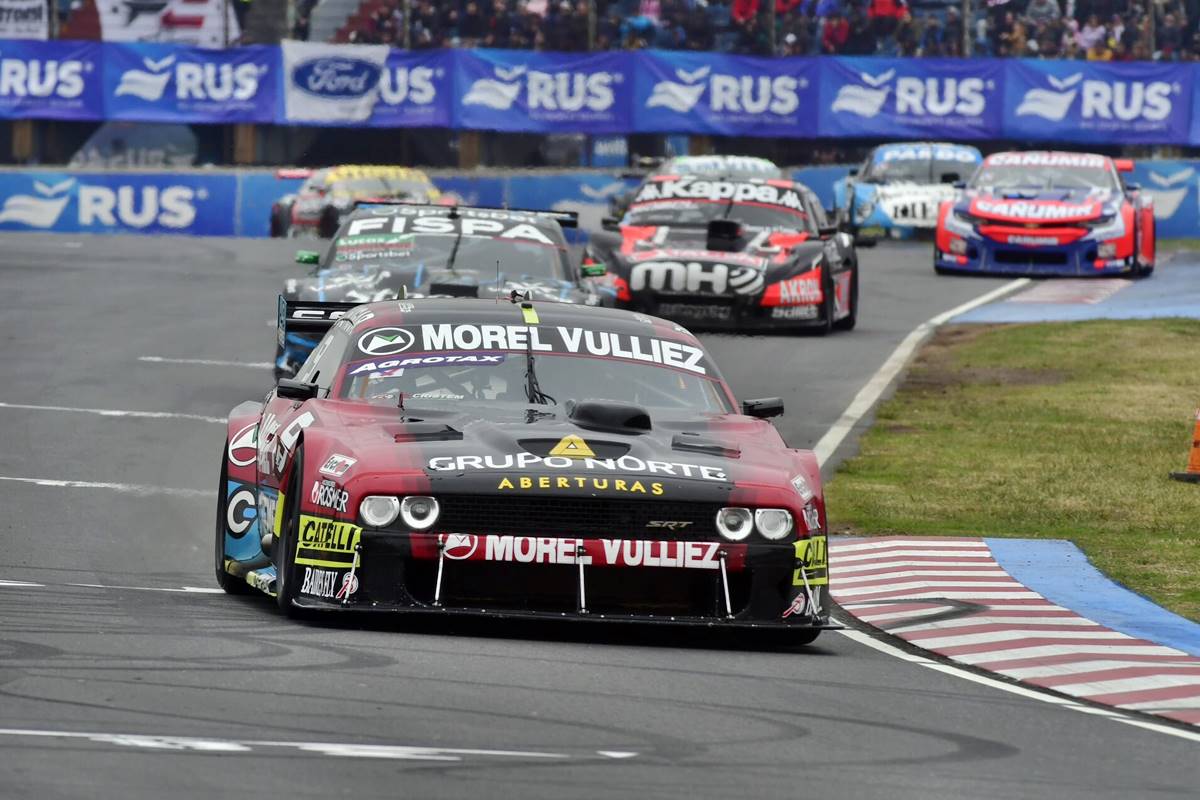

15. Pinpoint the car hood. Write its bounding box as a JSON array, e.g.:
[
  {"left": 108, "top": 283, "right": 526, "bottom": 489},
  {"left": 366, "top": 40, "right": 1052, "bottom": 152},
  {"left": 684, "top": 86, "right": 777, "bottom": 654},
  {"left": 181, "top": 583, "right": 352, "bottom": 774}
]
[
  {"left": 306, "top": 399, "right": 810, "bottom": 504},
  {"left": 956, "top": 188, "right": 1117, "bottom": 224},
  {"left": 285, "top": 267, "right": 589, "bottom": 305}
]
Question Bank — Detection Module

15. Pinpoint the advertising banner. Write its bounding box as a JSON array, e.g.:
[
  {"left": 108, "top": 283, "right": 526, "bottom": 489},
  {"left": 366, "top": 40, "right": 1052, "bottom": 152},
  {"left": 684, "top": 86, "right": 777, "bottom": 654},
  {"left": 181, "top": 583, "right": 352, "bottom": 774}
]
[
  {"left": 0, "top": 0, "right": 49, "bottom": 40},
  {"left": 366, "top": 48, "right": 453, "bottom": 128},
  {"left": 453, "top": 49, "right": 631, "bottom": 133},
  {"left": 634, "top": 51, "right": 818, "bottom": 137},
  {"left": 0, "top": 171, "right": 236, "bottom": 235},
  {"left": 280, "top": 40, "right": 388, "bottom": 125},
  {"left": 104, "top": 42, "right": 276, "bottom": 123},
  {"left": 818, "top": 57, "right": 1004, "bottom": 140},
  {"left": 97, "top": 0, "right": 238, "bottom": 48},
  {"left": 1005, "top": 60, "right": 1191, "bottom": 144},
  {"left": 0, "top": 40, "right": 103, "bottom": 120}
]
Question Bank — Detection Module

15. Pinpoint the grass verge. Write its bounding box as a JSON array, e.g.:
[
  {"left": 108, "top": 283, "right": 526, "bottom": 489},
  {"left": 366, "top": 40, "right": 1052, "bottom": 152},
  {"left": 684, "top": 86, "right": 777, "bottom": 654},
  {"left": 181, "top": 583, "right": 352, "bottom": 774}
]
[{"left": 826, "top": 319, "right": 1200, "bottom": 621}]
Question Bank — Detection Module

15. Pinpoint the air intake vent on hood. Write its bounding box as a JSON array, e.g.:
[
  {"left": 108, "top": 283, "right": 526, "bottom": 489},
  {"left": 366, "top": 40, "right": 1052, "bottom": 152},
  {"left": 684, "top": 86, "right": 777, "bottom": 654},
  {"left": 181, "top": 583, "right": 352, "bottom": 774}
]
[
  {"left": 567, "top": 400, "right": 651, "bottom": 435},
  {"left": 391, "top": 423, "right": 463, "bottom": 443},
  {"left": 672, "top": 432, "right": 740, "bottom": 459}
]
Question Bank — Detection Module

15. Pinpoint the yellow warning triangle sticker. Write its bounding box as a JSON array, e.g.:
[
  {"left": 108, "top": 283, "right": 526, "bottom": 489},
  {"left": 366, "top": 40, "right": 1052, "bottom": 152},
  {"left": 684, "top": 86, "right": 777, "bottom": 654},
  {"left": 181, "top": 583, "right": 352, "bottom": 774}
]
[{"left": 549, "top": 434, "right": 595, "bottom": 459}]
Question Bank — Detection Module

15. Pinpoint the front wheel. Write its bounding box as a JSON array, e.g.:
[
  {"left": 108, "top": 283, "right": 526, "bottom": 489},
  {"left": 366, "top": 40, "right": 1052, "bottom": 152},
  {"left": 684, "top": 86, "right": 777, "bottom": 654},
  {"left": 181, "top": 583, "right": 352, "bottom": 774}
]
[
  {"left": 814, "top": 264, "right": 835, "bottom": 336},
  {"left": 834, "top": 264, "right": 858, "bottom": 332},
  {"left": 215, "top": 448, "right": 251, "bottom": 595},
  {"left": 273, "top": 444, "right": 304, "bottom": 616}
]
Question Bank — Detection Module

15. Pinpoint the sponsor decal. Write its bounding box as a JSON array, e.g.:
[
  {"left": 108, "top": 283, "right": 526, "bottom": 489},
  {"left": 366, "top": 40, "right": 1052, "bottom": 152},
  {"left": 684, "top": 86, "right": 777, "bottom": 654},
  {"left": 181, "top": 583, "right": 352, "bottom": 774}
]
[
  {"left": 348, "top": 353, "right": 504, "bottom": 377},
  {"left": 113, "top": 52, "right": 266, "bottom": 107},
  {"left": 1007, "top": 235, "right": 1061, "bottom": 246},
  {"left": 877, "top": 144, "right": 979, "bottom": 163},
  {"left": 801, "top": 504, "right": 820, "bottom": 531},
  {"left": 658, "top": 303, "right": 733, "bottom": 322},
  {"left": 247, "top": 569, "right": 274, "bottom": 594},
  {"left": 1014, "top": 73, "right": 1175, "bottom": 125},
  {"left": 333, "top": 233, "right": 414, "bottom": 263},
  {"left": 345, "top": 214, "right": 555, "bottom": 244},
  {"left": 832, "top": 68, "right": 986, "bottom": 121},
  {"left": 436, "top": 534, "right": 724, "bottom": 569},
  {"left": 781, "top": 592, "right": 808, "bottom": 619},
  {"left": 497, "top": 475, "right": 665, "bottom": 495},
  {"left": 771, "top": 305, "right": 819, "bottom": 320},
  {"left": 228, "top": 422, "right": 257, "bottom": 467},
  {"left": 310, "top": 479, "right": 349, "bottom": 513},
  {"left": 0, "top": 176, "right": 212, "bottom": 233},
  {"left": 336, "top": 571, "right": 359, "bottom": 599},
  {"left": 633, "top": 177, "right": 804, "bottom": 212},
  {"left": 646, "top": 64, "right": 800, "bottom": 117},
  {"left": 986, "top": 152, "right": 1107, "bottom": 168},
  {"left": 258, "top": 488, "right": 278, "bottom": 538},
  {"left": 225, "top": 485, "right": 256, "bottom": 537},
  {"left": 258, "top": 411, "right": 314, "bottom": 474},
  {"left": 630, "top": 260, "right": 765, "bottom": 296},
  {"left": 358, "top": 327, "right": 416, "bottom": 356},
  {"left": 793, "top": 535, "right": 828, "bottom": 587},
  {"left": 296, "top": 514, "right": 362, "bottom": 566},
  {"left": 299, "top": 566, "right": 341, "bottom": 599},
  {"left": 319, "top": 454, "right": 357, "bottom": 478},
  {"left": 548, "top": 434, "right": 594, "bottom": 459},
  {"left": 646, "top": 520, "right": 692, "bottom": 530},
  {"left": 773, "top": 275, "right": 822, "bottom": 306},
  {"left": 429, "top": 453, "right": 727, "bottom": 481},
  {"left": 462, "top": 63, "right": 616, "bottom": 113},
  {"left": 970, "top": 198, "right": 1100, "bottom": 222}
]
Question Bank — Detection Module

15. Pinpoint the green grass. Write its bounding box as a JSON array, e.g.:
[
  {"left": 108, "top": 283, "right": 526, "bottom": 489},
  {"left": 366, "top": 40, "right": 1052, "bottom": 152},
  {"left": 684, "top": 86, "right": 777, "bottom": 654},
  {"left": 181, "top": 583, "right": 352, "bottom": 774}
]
[{"left": 826, "top": 320, "right": 1200, "bottom": 621}]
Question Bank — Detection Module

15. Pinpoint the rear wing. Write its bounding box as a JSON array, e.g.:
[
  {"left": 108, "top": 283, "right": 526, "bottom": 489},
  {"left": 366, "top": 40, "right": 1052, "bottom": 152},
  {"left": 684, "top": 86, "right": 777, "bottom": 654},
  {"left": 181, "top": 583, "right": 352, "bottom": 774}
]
[
  {"left": 277, "top": 296, "right": 362, "bottom": 346},
  {"left": 349, "top": 202, "right": 578, "bottom": 229}
]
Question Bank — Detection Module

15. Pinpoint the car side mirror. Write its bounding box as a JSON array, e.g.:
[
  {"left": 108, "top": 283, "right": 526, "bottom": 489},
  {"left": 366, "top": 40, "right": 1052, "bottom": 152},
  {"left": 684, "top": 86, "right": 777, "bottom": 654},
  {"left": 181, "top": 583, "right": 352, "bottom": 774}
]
[
  {"left": 295, "top": 250, "right": 320, "bottom": 265},
  {"left": 847, "top": 167, "right": 859, "bottom": 177},
  {"left": 277, "top": 378, "right": 318, "bottom": 401},
  {"left": 581, "top": 262, "right": 607, "bottom": 278},
  {"left": 601, "top": 216, "right": 620, "bottom": 231},
  {"left": 940, "top": 172, "right": 960, "bottom": 184},
  {"left": 742, "top": 397, "right": 784, "bottom": 418}
]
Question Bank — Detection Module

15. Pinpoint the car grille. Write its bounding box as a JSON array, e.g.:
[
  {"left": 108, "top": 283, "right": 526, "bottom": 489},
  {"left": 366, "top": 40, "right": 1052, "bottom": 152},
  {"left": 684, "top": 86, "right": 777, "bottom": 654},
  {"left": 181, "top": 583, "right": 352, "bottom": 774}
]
[
  {"left": 994, "top": 250, "right": 1071, "bottom": 265},
  {"left": 434, "top": 494, "right": 724, "bottom": 539}
]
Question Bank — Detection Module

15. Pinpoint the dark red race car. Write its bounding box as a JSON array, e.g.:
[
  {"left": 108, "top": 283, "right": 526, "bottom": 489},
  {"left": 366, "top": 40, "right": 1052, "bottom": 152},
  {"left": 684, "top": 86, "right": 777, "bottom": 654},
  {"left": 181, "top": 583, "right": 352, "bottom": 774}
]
[{"left": 215, "top": 297, "right": 833, "bottom": 640}]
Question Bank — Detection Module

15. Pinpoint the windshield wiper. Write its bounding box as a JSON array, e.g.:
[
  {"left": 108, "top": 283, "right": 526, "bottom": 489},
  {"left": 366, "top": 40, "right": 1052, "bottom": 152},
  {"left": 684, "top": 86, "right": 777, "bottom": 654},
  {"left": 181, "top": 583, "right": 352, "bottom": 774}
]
[{"left": 524, "top": 338, "right": 555, "bottom": 406}]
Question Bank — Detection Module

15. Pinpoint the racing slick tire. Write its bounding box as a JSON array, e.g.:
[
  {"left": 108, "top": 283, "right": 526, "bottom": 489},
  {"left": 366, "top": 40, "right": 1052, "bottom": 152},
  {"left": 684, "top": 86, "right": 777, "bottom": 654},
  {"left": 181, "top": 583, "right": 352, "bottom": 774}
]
[
  {"left": 834, "top": 263, "right": 858, "bottom": 332},
  {"left": 815, "top": 263, "right": 836, "bottom": 336},
  {"left": 273, "top": 444, "right": 305, "bottom": 617},
  {"left": 318, "top": 209, "right": 342, "bottom": 239},
  {"left": 215, "top": 449, "right": 252, "bottom": 595}
]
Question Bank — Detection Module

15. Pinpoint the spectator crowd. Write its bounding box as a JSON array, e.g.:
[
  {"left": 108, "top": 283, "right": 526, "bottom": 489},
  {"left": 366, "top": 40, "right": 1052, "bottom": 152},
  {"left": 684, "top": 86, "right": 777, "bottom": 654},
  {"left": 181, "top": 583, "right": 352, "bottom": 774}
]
[{"left": 296, "top": 0, "right": 1200, "bottom": 62}]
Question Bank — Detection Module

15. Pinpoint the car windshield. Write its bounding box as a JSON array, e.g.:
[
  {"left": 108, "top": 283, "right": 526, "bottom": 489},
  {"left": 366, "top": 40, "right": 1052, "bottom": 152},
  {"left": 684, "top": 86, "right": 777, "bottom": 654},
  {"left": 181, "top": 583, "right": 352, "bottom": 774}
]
[
  {"left": 330, "top": 177, "right": 430, "bottom": 196},
  {"left": 624, "top": 199, "right": 811, "bottom": 231},
  {"left": 972, "top": 162, "right": 1117, "bottom": 191},
  {"left": 322, "top": 229, "right": 567, "bottom": 280},
  {"left": 338, "top": 351, "right": 731, "bottom": 413}
]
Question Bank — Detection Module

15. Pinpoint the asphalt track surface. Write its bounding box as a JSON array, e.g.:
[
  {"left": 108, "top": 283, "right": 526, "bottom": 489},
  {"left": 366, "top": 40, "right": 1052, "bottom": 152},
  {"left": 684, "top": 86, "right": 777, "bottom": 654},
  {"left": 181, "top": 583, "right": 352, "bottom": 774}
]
[{"left": 0, "top": 234, "right": 1195, "bottom": 799}]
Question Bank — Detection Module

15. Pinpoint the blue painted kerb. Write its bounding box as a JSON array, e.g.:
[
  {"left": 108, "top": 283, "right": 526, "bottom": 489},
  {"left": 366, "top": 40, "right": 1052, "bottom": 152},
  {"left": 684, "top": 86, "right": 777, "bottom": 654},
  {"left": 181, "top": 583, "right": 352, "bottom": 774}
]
[{"left": 987, "top": 538, "right": 1200, "bottom": 658}]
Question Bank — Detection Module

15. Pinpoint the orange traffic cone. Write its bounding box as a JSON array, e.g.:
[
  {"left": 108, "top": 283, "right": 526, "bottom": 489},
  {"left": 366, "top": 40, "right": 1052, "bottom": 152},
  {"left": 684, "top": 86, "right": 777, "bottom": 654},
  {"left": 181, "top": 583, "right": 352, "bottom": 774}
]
[{"left": 1171, "top": 409, "right": 1200, "bottom": 483}]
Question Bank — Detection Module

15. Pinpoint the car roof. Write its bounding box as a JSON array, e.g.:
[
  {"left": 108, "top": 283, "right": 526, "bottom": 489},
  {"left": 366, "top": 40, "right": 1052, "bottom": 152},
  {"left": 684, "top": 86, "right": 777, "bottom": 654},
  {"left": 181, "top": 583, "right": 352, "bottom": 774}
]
[
  {"left": 325, "top": 165, "right": 432, "bottom": 183},
  {"left": 985, "top": 150, "right": 1109, "bottom": 163}
]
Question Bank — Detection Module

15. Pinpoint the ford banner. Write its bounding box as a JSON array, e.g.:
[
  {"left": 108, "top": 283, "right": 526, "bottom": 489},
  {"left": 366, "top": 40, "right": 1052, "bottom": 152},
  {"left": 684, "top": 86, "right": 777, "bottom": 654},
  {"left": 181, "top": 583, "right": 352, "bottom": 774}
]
[
  {"left": 634, "top": 52, "right": 817, "bottom": 137},
  {"left": 105, "top": 43, "right": 276, "bottom": 124},
  {"left": 1005, "top": 60, "right": 1191, "bottom": 144},
  {"left": 367, "top": 49, "right": 453, "bottom": 128},
  {"left": 281, "top": 40, "right": 387, "bottom": 125},
  {"left": 818, "top": 57, "right": 1003, "bottom": 140},
  {"left": 0, "top": 40, "right": 103, "bottom": 120},
  {"left": 0, "top": 171, "right": 236, "bottom": 235},
  {"left": 453, "top": 49, "right": 631, "bottom": 134}
]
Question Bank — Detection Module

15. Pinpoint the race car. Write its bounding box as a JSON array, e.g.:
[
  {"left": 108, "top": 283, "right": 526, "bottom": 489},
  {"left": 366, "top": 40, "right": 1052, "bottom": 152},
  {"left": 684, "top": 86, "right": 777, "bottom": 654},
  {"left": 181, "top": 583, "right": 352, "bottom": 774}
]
[
  {"left": 269, "top": 165, "right": 442, "bottom": 239},
  {"left": 934, "top": 151, "right": 1155, "bottom": 277},
  {"left": 837, "top": 142, "right": 982, "bottom": 245},
  {"left": 587, "top": 174, "right": 858, "bottom": 334},
  {"left": 608, "top": 154, "right": 784, "bottom": 220},
  {"left": 276, "top": 204, "right": 609, "bottom": 379},
  {"left": 216, "top": 298, "right": 834, "bottom": 640}
]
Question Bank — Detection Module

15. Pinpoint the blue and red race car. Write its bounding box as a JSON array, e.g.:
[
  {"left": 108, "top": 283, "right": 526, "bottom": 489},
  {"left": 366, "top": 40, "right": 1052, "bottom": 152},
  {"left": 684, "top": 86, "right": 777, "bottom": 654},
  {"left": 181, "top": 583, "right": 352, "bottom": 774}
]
[{"left": 934, "top": 151, "right": 1155, "bottom": 277}]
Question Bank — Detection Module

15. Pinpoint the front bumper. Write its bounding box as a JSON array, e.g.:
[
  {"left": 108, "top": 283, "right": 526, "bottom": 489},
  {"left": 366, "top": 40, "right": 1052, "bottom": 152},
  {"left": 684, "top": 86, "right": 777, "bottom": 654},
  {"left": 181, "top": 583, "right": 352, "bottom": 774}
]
[
  {"left": 623, "top": 292, "right": 829, "bottom": 331},
  {"left": 935, "top": 235, "right": 1137, "bottom": 277},
  {"left": 291, "top": 531, "right": 833, "bottom": 630}
]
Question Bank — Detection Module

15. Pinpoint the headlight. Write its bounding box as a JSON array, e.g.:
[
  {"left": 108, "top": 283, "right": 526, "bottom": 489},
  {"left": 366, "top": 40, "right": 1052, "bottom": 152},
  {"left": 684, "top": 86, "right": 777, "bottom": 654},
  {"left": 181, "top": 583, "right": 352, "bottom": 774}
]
[
  {"left": 790, "top": 474, "right": 815, "bottom": 504},
  {"left": 360, "top": 495, "right": 401, "bottom": 527},
  {"left": 855, "top": 195, "right": 877, "bottom": 222},
  {"left": 755, "top": 508, "right": 794, "bottom": 540},
  {"left": 715, "top": 507, "right": 753, "bottom": 541},
  {"left": 399, "top": 496, "right": 440, "bottom": 530},
  {"left": 949, "top": 237, "right": 967, "bottom": 255}
]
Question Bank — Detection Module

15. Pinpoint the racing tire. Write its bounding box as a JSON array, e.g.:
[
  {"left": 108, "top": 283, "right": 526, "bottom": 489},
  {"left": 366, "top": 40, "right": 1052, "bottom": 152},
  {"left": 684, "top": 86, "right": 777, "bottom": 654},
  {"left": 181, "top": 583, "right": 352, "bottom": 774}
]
[
  {"left": 273, "top": 443, "right": 304, "bottom": 617},
  {"left": 214, "top": 448, "right": 252, "bottom": 595},
  {"left": 834, "top": 264, "right": 858, "bottom": 332},
  {"left": 318, "top": 209, "right": 341, "bottom": 239},
  {"left": 815, "top": 264, "right": 835, "bottom": 336}
]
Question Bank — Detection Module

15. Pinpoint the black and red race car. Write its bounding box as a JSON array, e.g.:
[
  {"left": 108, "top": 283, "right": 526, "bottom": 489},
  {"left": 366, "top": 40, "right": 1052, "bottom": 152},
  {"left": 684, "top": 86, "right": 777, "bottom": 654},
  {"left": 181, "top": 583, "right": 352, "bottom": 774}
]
[
  {"left": 585, "top": 175, "right": 858, "bottom": 333},
  {"left": 216, "top": 297, "right": 833, "bottom": 639},
  {"left": 934, "top": 151, "right": 1155, "bottom": 277}
]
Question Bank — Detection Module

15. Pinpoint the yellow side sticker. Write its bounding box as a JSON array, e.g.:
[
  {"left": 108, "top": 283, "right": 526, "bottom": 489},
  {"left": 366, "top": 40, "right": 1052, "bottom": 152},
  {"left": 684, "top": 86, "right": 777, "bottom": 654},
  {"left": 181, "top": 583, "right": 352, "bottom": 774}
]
[
  {"left": 549, "top": 434, "right": 595, "bottom": 459},
  {"left": 522, "top": 305, "right": 540, "bottom": 325},
  {"left": 793, "top": 535, "right": 829, "bottom": 586},
  {"left": 273, "top": 491, "right": 286, "bottom": 537}
]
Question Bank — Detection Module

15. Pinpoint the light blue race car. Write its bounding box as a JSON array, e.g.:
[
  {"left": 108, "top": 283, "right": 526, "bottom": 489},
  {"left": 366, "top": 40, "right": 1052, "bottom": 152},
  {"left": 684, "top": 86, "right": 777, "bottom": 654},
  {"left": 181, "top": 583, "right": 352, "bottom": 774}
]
[{"left": 836, "top": 143, "right": 982, "bottom": 245}]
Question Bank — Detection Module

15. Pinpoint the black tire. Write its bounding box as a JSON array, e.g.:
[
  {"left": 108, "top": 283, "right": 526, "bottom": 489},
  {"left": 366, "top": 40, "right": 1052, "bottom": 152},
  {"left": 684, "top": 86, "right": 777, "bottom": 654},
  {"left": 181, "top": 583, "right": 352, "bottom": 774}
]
[
  {"left": 318, "top": 209, "right": 341, "bottom": 239},
  {"left": 273, "top": 443, "right": 304, "bottom": 616},
  {"left": 834, "top": 263, "right": 858, "bottom": 332},
  {"left": 815, "top": 263, "right": 835, "bottom": 336},
  {"left": 215, "top": 447, "right": 252, "bottom": 595}
]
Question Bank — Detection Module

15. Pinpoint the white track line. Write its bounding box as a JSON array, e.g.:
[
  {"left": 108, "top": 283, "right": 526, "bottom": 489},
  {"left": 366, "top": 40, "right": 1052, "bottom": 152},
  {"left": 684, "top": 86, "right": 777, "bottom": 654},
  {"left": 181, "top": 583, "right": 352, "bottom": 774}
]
[
  {"left": 0, "top": 476, "right": 214, "bottom": 499},
  {"left": 813, "top": 277, "right": 1028, "bottom": 466},
  {"left": 0, "top": 401, "right": 223, "bottom": 424},
  {"left": 139, "top": 356, "right": 273, "bottom": 369}
]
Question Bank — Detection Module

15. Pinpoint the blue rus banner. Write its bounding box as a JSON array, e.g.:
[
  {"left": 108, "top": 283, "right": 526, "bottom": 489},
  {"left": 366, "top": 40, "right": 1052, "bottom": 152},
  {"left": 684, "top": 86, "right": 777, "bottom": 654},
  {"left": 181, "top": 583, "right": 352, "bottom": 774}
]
[
  {"left": 0, "top": 39, "right": 103, "bottom": 120},
  {"left": 452, "top": 49, "right": 633, "bottom": 134},
  {"left": 104, "top": 43, "right": 277, "bottom": 124},
  {"left": 817, "top": 57, "right": 1004, "bottom": 140},
  {"left": 1004, "top": 60, "right": 1192, "bottom": 144},
  {"left": 0, "top": 171, "right": 237, "bottom": 235},
  {"left": 632, "top": 51, "right": 818, "bottom": 137},
  {"left": 366, "top": 49, "right": 454, "bottom": 128}
]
